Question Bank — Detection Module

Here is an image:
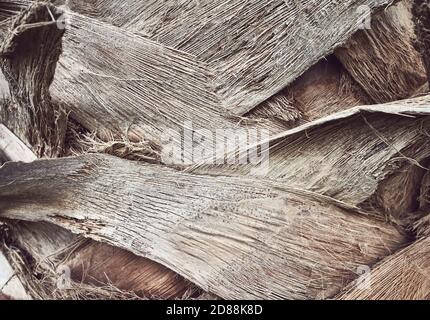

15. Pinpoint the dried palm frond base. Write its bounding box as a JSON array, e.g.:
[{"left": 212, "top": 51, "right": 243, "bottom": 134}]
[
  {"left": 247, "top": 55, "right": 371, "bottom": 126},
  {"left": 413, "top": 0, "right": 430, "bottom": 86},
  {"left": 0, "top": 124, "right": 36, "bottom": 163},
  {"left": 66, "top": 241, "right": 202, "bottom": 299},
  {"left": 1, "top": 241, "right": 143, "bottom": 300},
  {"left": 0, "top": 154, "right": 408, "bottom": 299},
  {"left": 335, "top": 0, "right": 427, "bottom": 103},
  {"left": 192, "top": 96, "right": 430, "bottom": 223},
  {"left": 338, "top": 236, "right": 430, "bottom": 300},
  {"left": 0, "top": 122, "right": 201, "bottom": 300},
  {"left": 52, "top": 0, "right": 394, "bottom": 116},
  {"left": 1, "top": 221, "right": 204, "bottom": 300},
  {"left": 0, "top": 1, "right": 399, "bottom": 158},
  {"left": 0, "top": 0, "right": 429, "bottom": 301},
  {"left": 0, "top": 2, "right": 68, "bottom": 158}
]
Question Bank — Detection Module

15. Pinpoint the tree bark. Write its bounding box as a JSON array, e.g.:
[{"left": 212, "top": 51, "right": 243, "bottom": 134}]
[
  {"left": 336, "top": 0, "right": 427, "bottom": 103},
  {"left": 0, "top": 2, "right": 67, "bottom": 157},
  {"left": 0, "top": 154, "right": 408, "bottom": 299},
  {"left": 0, "top": 122, "right": 198, "bottom": 299},
  {"left": 413, "top": 0, "right": 430, "bottom": 86},
  {"left": 60, "top": 0, "right": 395, "bottom": 115},
  {"left": 338, "top": 237, "right": 430, "bottom": 300}
]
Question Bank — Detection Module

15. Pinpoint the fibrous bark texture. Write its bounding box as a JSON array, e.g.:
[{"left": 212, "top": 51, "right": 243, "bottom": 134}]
[
  {"left": 0, "top": 113, "right": 198, "bottom": 299},
  {"left": 0, "top": 3, "right": 67, "bottom": 157},
  {"left": 413, "top": 0, "right": 430, "bottom": 86},
  {"left": 0, "top": 124, "right": 36, "bottom": 163},
  {"left": 7, "top": 221, "right": 199, "bottom": 299},
  {"left": 336, "top": 0, "right": 427, "bottom": 103},
  {"left": 338, "top": 237, "right": 430, "bottom": 300},
  {"left": 0, "top": 243, "right": 31, "bottom": 299},
  {"left": 0, "top": 154, "right": 407, "bottom": 299},
  {"left": 62, "top": 0, "right": 394, "bottom": 115},
  {"left": 192, "top": 96, "right": 430, "bottom": 219},
  {"left": 0, "top": 3, "right": 202, "bottom": 299},
  {"left": 0, "top": 1, "right": 398, "bottom": 161},
  {"left": 248, "top": 56, "right": 372, "bottom": 125},
  {"left": 1, "top": 0, "right": 430, "bottom": 301}
]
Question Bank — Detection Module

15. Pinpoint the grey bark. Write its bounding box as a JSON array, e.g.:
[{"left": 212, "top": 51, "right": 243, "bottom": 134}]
[
  {"left": 62, "top": 0, "right": 395, "bottom": 115},
  {"left": 413, "top": 0, "right": 430, "bottom": 86},
  {"left": 191, "top": 97, "right": 430, "bottom": 218},
  {"left": 0, "top": 154, "right": 407, "bottom": 299},
  {"left": 0, "top": 3, "right": 67, "bottom": 157}
]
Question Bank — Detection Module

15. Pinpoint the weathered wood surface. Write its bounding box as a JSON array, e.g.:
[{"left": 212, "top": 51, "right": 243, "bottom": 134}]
[
  {"left": 337, "top": 237, "right": 430, "bottom": 300},
  {"left": 51, "top": 11, "right": 228, "bottom": 143},
  {"left": 0, "top": 5, "right": 201, "bottom": 299},
  {"left": 0, "top": 0, "right": 427, "bottom": 301},
  {"left": 191, "top": 96, "right": 430, "bottom": 216},
  {"left": 0, "top": 154, "right": 407, "bottom": 299}
]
